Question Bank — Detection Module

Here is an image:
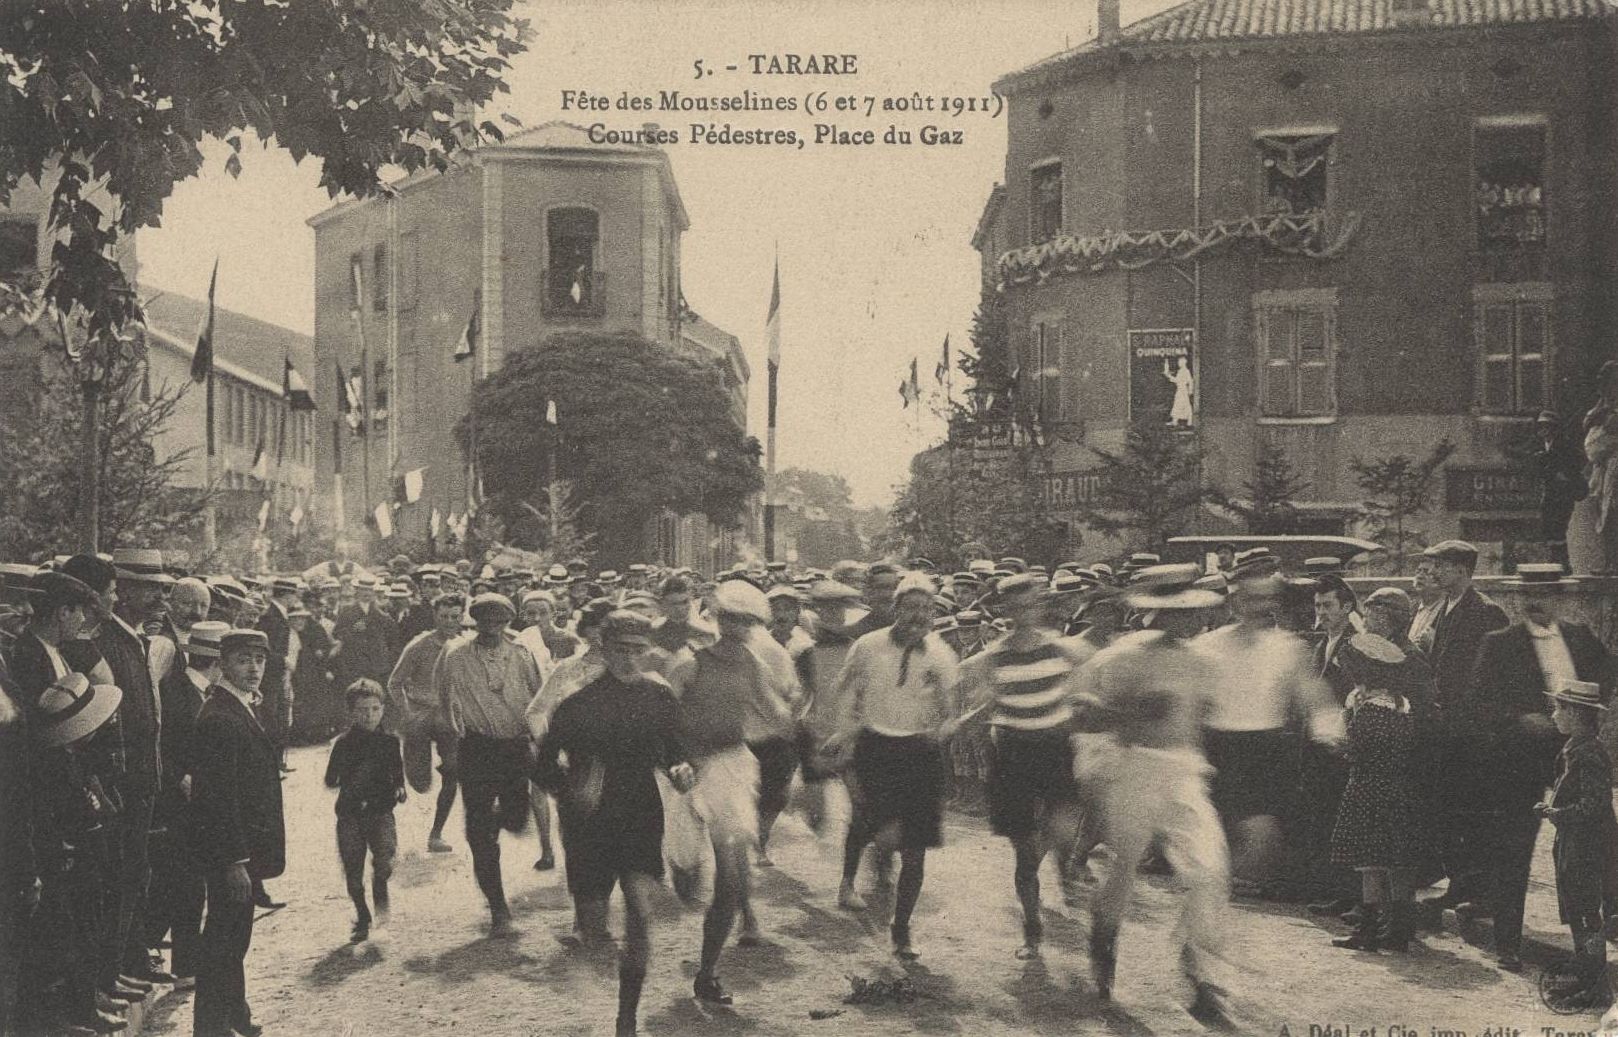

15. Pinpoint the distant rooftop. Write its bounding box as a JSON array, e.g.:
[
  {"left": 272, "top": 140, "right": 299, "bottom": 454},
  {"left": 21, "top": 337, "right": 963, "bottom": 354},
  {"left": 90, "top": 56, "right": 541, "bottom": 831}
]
[{"left": 142, "top": 289, "right": 315, "bottom": 393}]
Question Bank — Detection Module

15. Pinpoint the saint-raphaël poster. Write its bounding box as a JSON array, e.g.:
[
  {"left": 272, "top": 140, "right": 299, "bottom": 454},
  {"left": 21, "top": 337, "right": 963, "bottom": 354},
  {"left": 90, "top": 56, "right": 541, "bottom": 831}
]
[{"left": 1128, "top": 328, "right": 1197, "bottom": 430}]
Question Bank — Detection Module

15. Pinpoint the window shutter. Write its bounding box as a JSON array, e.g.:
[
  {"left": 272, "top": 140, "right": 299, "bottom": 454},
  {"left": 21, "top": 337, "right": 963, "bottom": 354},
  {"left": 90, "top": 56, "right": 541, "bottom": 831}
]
[
  {"left": 1258, "top": 308, "right": 1294, "bottom": 416},
  {"left": 1479, "top": 304, "right": 1515, "bottom": 413},
  {"left": 1517, "top": 303, "right": 1546, "bottom": 412},
  {"left": 1296, "top": 309, "right": 1331, "bottom": 415}
]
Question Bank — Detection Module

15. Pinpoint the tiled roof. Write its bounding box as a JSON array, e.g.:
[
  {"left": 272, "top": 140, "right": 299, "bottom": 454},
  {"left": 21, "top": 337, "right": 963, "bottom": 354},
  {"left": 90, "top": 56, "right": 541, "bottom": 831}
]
[
  {"left": 1005, "top": 0, "right": 1613, "bottom": 83},
  {"left": 495, "top": 120, "right": 658, "bottom": 154},
  {"left": 142, "top": 289, "right": 315, "bottom": 392}
]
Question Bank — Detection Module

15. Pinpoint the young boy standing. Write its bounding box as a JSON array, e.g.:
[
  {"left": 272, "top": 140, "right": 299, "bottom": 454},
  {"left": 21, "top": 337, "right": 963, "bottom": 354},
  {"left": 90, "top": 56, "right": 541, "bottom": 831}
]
[
  {"left": 1539, "top": 678, "right": 1617, "bottom": 1007},
  {"left": 325, "top": 679, "right": 406, "bottom": 943}
]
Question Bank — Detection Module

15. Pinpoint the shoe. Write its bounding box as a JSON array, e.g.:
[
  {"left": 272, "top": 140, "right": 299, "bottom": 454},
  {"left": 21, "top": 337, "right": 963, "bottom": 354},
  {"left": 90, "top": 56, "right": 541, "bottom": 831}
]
[
  {"left": 1378, "top": 902, "right": 1414, "bottom": 952},
  {"left": 755, "top": 850, "right": 774, "bottom": 868},
  {"left": 1331, "top": 905, "right": 1381, "bottom": 952},
  {"left": 1454, "top": 901, "right": 1492, "bottom": 925},
  {"left": 615, "top": 1015, "right": 637, "bottom": 1037},
  {"left": 252, "top": 889, "right": 285, "bottom": 910},
  {"left": 427, "top": 836, "right": 454, "bottom": 854},
  {"left": 1496, "top": 950, "right": 1524, "bottom": 973},
  {"left": 736, "top": 918, "right": 763, "bottom": 947},
  {"left": 892, "top": 926, "right": 919, "bottom": 960},
  {"left": 1339, "top": 905, "right": 1364, "bottom": 924},
  {"left": 1014, "top": 943, "right": 1041, "bottom": 961},
  {"left": 81, "top": 1010, "right": 126, "bottom": 1034},
  {"left": 350, "top": 922, "right": 370, "bottom": 944},
  {"left": 533, "top": 854, "right": 555, "bottom": 871},
  {"left": 489, "top": 905, "right": 516, "bottom": 937},
  {"left": 234, "top": 1023, "right": 264, "bottom": 1037},
  {"left": 1307, "top": 897, "right": 1356, "bottom": 917},
  {"left": 1189, "top": 982, "right": 1237, "bottom": 1031},
  {"left": 837, "top": 883, "right": 867, "bottom": 911},
  {"left": 693, "top": 974, "right": 733, "bottom": 1005}
]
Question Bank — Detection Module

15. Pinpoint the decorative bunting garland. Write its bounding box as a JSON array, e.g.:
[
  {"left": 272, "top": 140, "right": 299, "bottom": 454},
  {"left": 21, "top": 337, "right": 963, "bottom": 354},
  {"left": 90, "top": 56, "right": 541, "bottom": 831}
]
[{"left": 996, "top": 210, "right": 1362, "bottom": 288}]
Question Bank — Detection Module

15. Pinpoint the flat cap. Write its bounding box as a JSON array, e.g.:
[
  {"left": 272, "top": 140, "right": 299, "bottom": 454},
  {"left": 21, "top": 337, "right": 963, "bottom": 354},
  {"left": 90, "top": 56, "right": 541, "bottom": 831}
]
[{"left": 468, "top": 592, "right": 516, "bottom": 619}]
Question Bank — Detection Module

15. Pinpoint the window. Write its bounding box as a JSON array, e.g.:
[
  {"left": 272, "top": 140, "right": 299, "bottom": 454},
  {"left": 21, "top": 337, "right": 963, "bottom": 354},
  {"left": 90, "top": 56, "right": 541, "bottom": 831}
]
[
  {"left": 1257, "top": 132, "right": 1332, "bottom": 214},
  {"left": 545, "top": 208, "right": 600, "bottom": 316},
  {"left": 1474, "top": 284, "right": 1551, "bottom": 416},
  {"left": 1030, "top": 319, "right": 1066, "bottom": 426},
  {"left": 1476, "top": 120, "right": 1546, "bottom": 251},
  {"left": 1030, "top": 161, "right": 1062, "bottom": 243},
  {"left": 1255, "top": 289, "right": 1336, "bottom": 418},
  {"left": 349, "top": 252, "right": 365, "bottom": 311},
  {"left": 0, "top": 218, "right": 37, "bottom": 281},
  {"left": 372, "top": 243, "right": 389, "bottom": 311},
  {"left": 372, "top": 358, "right": 389, "bottom": 430},
  {"left": 398, "top": 231, "right": 418, "bottom": 310}
]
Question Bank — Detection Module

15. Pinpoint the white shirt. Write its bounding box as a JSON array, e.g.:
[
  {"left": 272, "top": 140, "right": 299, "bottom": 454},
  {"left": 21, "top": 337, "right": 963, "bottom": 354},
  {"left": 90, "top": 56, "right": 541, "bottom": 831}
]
[
  {"left": 1193, "top": 625, "right": 1330, "bottom": 733},
  {"left": 835, "top": 629, "right": 960, "bottom": 739},
  {"left": 1527, "top": 621, "right": 1579, "bottom": 696}
]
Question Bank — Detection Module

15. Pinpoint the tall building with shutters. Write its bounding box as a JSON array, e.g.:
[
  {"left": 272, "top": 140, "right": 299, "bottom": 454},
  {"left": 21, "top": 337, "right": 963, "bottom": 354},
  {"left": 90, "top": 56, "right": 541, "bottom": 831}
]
[
  {"left": 307, "top": 122, "right": 749, "bottom": 570},
  {"left": 980, "top": 0, "right": 1618, "bottom": 567}
]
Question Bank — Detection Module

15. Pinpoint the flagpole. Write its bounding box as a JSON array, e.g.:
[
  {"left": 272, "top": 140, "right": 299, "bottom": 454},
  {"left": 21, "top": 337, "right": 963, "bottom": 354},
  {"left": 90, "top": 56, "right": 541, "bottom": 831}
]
[
  {"left": 351, "top": 261, "right": 372, "bottom": 542},
  {"left": 764, "top": 246, "right": 779, "bottom": 564}
]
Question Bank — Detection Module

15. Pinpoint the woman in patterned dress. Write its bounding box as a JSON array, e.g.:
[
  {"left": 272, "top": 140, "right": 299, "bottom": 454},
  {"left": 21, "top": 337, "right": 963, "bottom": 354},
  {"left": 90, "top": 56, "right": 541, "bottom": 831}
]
[{"left": 1328, "top": 633, "right": 1421, "bottom": 953}]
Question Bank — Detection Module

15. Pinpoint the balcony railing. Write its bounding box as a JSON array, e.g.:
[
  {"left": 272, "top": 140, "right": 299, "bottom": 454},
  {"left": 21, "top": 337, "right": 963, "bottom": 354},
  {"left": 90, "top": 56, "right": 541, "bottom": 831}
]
[{"left": 541, "top": 268, "right": 607, "bottom": 320}]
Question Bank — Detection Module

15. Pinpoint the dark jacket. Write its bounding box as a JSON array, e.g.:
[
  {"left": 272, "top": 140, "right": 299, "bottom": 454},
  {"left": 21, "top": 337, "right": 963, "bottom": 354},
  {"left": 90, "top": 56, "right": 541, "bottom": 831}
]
[
  {"left": 1312, "top": 629, "right": 1357, "bottom": 706},
  {"left": 189, "top": 686, "right": 285, "bottom": 879},
  {"left": 6, "top": 630, "right": 60, "bottom": 712},
  {"left": 398, "top": 603, "right": 435, "bottom": 646},
  {"left": 0, "top": 677, "right": 35, "bottom": 901},
  {"left": 323, "top": 727, "right": 404, "bottom": 816},
  {"left": 95, "top": 616, "right": 162, "bottom": 795},
  {"left": 1429, "top": 586, "right": 1510, "bottom": 737},
  {"left": 156, "top": 665, "right": 210, "bottom": 827},
  {"left": 1474, "top": 621, "right": 1615, "bottom": 791},
  {"left": 1548, "top": 733, "right": 1618, "bottom": 926},
  {"left": 1538, "top": 432, "right": 1589, "bottom": 527},
  {"left": 332, "top": 604, "right": 400, "bottom": 685},
  {"left": 258, "top": 600, "right": 291, "bottom": 732}
]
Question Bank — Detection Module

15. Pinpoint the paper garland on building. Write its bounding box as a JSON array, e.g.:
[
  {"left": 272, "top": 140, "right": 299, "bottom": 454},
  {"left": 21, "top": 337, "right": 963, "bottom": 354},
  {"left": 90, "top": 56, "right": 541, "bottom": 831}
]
[{"left": 996, "top": 210, "right": 1362, "bottom": 288}]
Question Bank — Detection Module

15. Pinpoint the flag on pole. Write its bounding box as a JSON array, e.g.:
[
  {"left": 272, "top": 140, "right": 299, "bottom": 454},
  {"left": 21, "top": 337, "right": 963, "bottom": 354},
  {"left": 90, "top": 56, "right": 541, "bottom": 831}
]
[
  {"left": 283, "top": 356, "right": 316, "bottom": 412},
  {"left": 373, "top": 502, "right": 394, "bottom": 539},
  {"left": 190, "top": 258, "right": 218, "bottom": 383},
  {"left": 765, "top": 259, "right": 781, "bottom": 371},
  {"left": 251, "top": 435, "right": 268, "bottom": 481},
  {"left": 256, "top": 498, "right": 270, "bottom": 533},
  {"left": 404, "top": 468, "right": 425, "bottom": 504},
  {"left": 899, "top": 358, "right": 920, "bottom": 408},
  {"left": 934, "top": 334, "right": 951, "bottom": 384},
  {"left": 337, "top": 362, "right": 364, "bottom": 433},
  {"left": 430, "top": 507, "right": 443, "bottom": 540},
  {"left": 545, "top": 400, "right": 558, "bottom": 427},
  {"left": 290, "top": 502, "right": 305, "bottom": 529},
  {"left": 453, "top": 288, "right": 480, "bottom": 363}
]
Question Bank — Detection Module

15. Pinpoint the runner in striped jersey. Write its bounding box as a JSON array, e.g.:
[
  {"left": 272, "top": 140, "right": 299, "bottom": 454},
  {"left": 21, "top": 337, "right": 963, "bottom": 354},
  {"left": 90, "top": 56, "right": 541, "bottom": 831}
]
[{"left": 953, "top": 573, "right": 1092, "bottom": 960}]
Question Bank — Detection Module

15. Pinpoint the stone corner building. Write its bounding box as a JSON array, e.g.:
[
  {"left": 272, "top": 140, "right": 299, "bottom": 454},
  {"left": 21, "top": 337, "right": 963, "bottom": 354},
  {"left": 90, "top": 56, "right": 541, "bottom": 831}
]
[
  {"left": 980, "top": 0, "right": 1618, "bottom": 568},
  {"left": 307, "top": 120, "right": 750, "bottom": 570}
]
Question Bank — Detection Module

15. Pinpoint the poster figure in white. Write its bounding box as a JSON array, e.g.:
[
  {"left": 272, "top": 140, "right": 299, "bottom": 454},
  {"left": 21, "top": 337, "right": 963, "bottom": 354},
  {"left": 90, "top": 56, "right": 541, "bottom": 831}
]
[{"left": 1162, "top": 357, "right": 1195, "bottom": 428}]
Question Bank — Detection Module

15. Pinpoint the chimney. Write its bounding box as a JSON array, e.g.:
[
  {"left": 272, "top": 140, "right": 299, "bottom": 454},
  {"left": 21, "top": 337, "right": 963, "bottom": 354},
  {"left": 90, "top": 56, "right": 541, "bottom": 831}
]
[{"left": 1098, "top": 0, "right": 1121, "bottom": 43}]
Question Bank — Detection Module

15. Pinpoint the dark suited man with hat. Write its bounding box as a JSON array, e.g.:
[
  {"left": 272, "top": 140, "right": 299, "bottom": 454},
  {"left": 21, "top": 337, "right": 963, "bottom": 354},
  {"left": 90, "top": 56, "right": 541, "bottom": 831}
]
[
  {"left": 1423, "top": 540, "right": 1510, "bottom": 916},
  {"left": 190, "top": 628, "right": 284, "bottom": 1037},
  {"left": 1468, "top": 564, "right": 1614, "bottom": 972},
  {"left": 1535, "top": 410, "right": 1588, "bottom": 572},
  {"left": 333, "top": 577, "right": 400, "bottom": 691}
]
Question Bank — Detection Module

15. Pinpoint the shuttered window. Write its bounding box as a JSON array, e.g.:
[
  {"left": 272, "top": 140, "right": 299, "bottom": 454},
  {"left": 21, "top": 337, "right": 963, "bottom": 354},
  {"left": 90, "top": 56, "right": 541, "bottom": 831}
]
[
  {"left": 1474, "top": 285, "right": 1551, "bottom": 416},
  {"left": 1256, "top": 291, "right": 1337, "bottom": 418}
]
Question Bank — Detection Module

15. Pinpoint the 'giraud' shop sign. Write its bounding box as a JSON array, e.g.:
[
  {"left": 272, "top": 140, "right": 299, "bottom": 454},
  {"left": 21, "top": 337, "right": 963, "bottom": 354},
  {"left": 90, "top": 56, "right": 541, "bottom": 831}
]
[
  {"left": 1041, "top": 470, "right": 1103, "bottom": 512},
  {"left": 1444, "top": 467, "right": 1537, "bottom": 512}
]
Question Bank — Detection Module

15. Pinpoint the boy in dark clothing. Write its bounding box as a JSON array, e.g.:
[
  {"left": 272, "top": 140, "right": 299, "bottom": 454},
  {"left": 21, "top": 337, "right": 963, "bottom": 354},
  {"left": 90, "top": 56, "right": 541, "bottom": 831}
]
[
  {"left": 324, "top": 680, "right": 405, "bottom": 943},
  {"left": 1538, "top": 679, "right": 1617, "bottom": 1007}
]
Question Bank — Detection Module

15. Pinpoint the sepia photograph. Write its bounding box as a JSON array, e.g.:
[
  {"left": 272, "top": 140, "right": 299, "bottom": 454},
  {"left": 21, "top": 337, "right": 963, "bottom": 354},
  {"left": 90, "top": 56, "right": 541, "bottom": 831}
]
[{"left": 2, "top": 0, "right": 1618, "bottom": 1034}]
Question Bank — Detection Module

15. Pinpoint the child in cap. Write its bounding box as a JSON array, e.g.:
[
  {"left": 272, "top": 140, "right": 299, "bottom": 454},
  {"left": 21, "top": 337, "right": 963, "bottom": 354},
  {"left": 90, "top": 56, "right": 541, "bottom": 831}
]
[
  {"left": 324, "top": 679, "right": 406, "bottom": 943},
  {"left": 1537, "top": 679, "right": 1617, "bottom": 1005}
]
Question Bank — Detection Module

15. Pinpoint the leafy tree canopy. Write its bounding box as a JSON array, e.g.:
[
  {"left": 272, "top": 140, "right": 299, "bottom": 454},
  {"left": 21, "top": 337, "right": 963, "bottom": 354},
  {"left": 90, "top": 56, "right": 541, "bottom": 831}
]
[
  {"left": 460, "top": 331, "right": 763, "bottom": 565},
  {"left": 0, "top": 0, "right": 530, "bottom": 339},
  {"left": 776, "top": 467, "right": 854, "bottom": 514}
]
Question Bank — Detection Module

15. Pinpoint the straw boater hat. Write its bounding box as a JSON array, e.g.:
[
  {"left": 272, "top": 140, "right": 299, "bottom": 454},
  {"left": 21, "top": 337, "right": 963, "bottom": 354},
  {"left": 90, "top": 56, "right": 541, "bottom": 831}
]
[
  {"left": 1505, "top": 562, "right": 1579, "bottom": 590},
  {"left": 1124, "top": 563, "right": 1222, "bottom": 610},
  {"left": 35, "top": 673, "right": 122, "bottom": 748},
  {"left": 766, "top": 584, "right": 806, "bottom": 605},
  {"left": 1303, "top": 556, "right": 1346, "bottom": 578},
  {"left": 807, "top": 579, "right": 862, "bottom": 605},
  {"left": 967, "top": 559, "right": 996, "bottom": 576},
  {"left": 184, "top": 620, "right": 231, "bottom": 659},
  {"left": 112, "top": 548, "right": 175, "bottom": 586},
  {"left": 1548, "top": 679, "right": 1606, "bottom": 711},
  {"left": 220, "top": 628, "right": 270, "bottom": 655},
  {"left": 995, "top": 572, "right": 1046, "bottom": 603}
]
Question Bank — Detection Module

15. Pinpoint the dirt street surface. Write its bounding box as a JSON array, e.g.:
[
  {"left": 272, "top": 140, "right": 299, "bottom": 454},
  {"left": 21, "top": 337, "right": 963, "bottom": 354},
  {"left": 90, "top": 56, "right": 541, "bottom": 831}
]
[{"left": 142, "top": 745, "right": 1616, "bottom": 1037}]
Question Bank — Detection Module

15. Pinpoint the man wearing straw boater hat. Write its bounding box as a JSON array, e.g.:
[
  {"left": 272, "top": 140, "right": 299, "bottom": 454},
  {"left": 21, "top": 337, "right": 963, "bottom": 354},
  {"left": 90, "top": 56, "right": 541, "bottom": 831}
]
[
  {"left": 191, "top": 628, "right": 284, "bottom": 1037},
  {"left": 146, "top": 621, "right": 229, "bottom": 990},
  {"left": 1072, "top": 563, "right": 1236, "bottom": 1027},
  {"left": 20, "top": 672, "right": 125, "bottom": 1035},
  {"left": 1469, "top": 563, "right": 1615, "bottom": 973}
]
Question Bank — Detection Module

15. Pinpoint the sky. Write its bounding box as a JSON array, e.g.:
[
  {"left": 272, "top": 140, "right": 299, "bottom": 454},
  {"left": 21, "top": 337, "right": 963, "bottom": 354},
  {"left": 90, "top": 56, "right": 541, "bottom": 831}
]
[{"left": 136, "top": 0, "right": 1179, "bottom": 509}]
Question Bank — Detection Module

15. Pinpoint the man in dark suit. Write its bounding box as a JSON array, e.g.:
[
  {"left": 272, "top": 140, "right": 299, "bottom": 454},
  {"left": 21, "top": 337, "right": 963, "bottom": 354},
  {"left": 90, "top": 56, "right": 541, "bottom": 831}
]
[
  {"left": 1424, "top": 540, "right": 1511, "bottom": 913},
  {"left": 332, "top": 577, "right": 400, "bottom": 690},
  {"left": 147, "top": 622, "right": 228, "bottom": 986},
  {"left": 1535, "top": 410, "right": 1588, "bottom": 572},
  {"left": 1302, "top": 577, "right": 1361, "bottom": 914},
  {"left": 66, "top": 549, "right": 176, "bottom": 991},
  {"left": 257, "top": 578, "right": 299, "bottom": 772},
  {"left": 1470, "top": 564, "right": 1615, "bottom": 972},
  {"left": 191, "top": 628, "right": 284, "bottom": 1037}
]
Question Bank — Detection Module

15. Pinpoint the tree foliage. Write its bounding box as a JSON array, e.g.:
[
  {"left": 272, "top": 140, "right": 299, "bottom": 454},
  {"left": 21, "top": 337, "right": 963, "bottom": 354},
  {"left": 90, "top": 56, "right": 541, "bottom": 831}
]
[
  {"left": 776, "top": 467, "right": 854, "bottom": 514},
  {"left": 0, "top": 350, "right": 207, "bottom": 560},
  {"left": 0, "top": 0, "right": 531, "bottom": 339},
  {"left": 883, "top": 443, "right": 1068, "bottom": 569},
  {"left": 1351, "top": 439, "right": 1458, "bottom": 574},
  {"left": 1079, "top": 424, "right": 1215, "bottom": 552},
  {"left": 1222, "top": 440, "right": 1310, "bottom": 534},
  {"left": 460, "top": 331, "right": 763, "bottom": 567}
]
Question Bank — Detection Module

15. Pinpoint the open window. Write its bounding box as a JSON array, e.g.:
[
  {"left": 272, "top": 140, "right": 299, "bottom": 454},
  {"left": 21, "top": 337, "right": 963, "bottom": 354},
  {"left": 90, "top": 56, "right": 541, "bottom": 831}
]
[
  {"left": 1476, "top": 120, "right": 1546, "bottom": 250},
  {"left": 1030, "top": 161, "right": 1062, "bottom": 243},
  {"left": 1258, "top": 133, "right": 1332, "bottom": 215},
  {"left": 545, "top": 207, "right": 602, "bottom": 317}
]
